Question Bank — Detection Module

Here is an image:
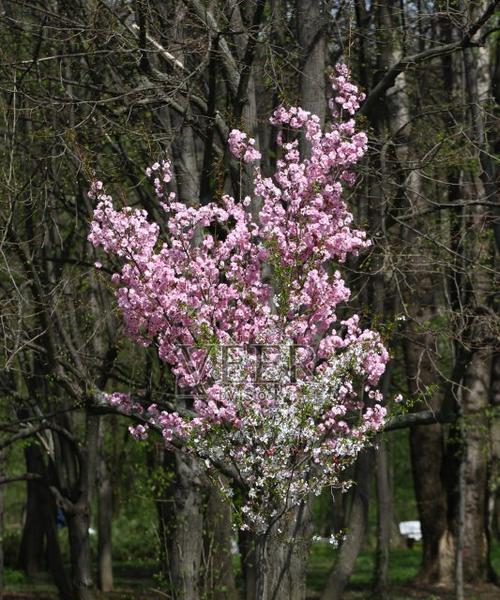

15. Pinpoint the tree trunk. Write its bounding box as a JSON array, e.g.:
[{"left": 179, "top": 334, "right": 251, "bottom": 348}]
[
  {"left": 43, "top": 497, "right": 73, "bottom": 600},
  {"left": 169, "top": 4, "right": 201, "bottom": 209},
  {"left": 97, "top": 424, "right": 113, "bottom": 592},
  {"left": 461, "top": 352, "right": 491, "bottom": 582},
  {"left": 0, "top": 451, "right": 4, "bottom": 593},
  {"left": 321, "top": 450, "right": 373, "bottom": 600},
  {"left": 401, "top": 95, "right": 450, "bottom": 588},
  {"left": 239, "top": 528, "right": 257, "bottom": 600},
  {"left": 18, "top": 444, "right": 46, "bottom": 575},
  {"left": 453, "top": 13, "right": 495, "bottom": 581},
  {"left": 374, "top": 440, "right": 392, "bottom": 597},
  {"left": 202, "top": 481, "right": 238, "bottom": 600},
  {"left": 296, "top": 0, "right": 326, "bottom": 157},
  {"left": 488, "top": 353, "right": 500, "bottom": 578},
  {"left": 252, "top": 501, "right": 313, "bottom": 600},
  {"left": 52, "top": 412, "right": 99, "bottom": 600},
  {"left": 410, "top": 420, "right": 451, "bottom": 583},
  {"left": 17, "top": 443, "right": 73, "bottom": 598},
  {"left": 296, "top": 0, "right": 326, "bottom": 125},
  {"left": 161, "top": 451, "right": 204, "bottom": 600},
  {"left": 67, "top": 510, "right": 94, "bottom": 600}
]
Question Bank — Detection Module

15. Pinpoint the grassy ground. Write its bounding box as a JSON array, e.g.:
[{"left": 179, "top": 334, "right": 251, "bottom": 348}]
[
  {"left": 307, "top": 542, "right": 500, "bottom": 599},
  {"left": 3, "top": 543, "right": 500, "bottom": 599}
]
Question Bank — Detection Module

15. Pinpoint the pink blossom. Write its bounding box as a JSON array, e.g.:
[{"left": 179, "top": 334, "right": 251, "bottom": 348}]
[{"left": 228, "top": 129, "right": 262, "bottom": 162}]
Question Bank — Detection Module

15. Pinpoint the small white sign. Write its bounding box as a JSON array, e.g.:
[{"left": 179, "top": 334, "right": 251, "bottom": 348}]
[{"left": 399, "top": 520, "right": 422, "bottom": 541}]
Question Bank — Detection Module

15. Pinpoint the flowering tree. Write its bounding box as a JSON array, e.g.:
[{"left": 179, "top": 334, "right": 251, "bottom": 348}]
[{"left": 89, "top": 64, "right": 389, "bottom": 598}]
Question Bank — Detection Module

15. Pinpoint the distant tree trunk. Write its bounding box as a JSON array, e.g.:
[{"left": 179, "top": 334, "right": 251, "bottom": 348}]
[
  {"left": 374, "top": 440, "right": 392, "bottom": 598},
  {"left": 239, "top": 528, "right": 257, "bottom": 600},
  {"left": 66, "top": 509, "right": 94, "bottom": 600},
  {"left": 202, "top": 482, "right": 238, "bottom": 600},
  {"left": 461, "top": 351, "right": 491, "bottom": 581},
  {"left": 296, "top": 0, "right": 326, "bottom": 124},
  {"left": 225, "top": 0, "right": 264, "bottom": 209},
  {"left": 18, "top": 444, "right": 45, "bottom": 575},
  {"left": 331, "top": 489, "right": 348, "bottom": 537},
  {"left": 161, "top": 451, "right": 204, "bottom": 600},
  {"left": 321, "top": 450, "right": 373, "bottom": 600},
  {"left": 368, "top": 1, "right": 402, "bottom": 592},
  {"left": 169, "top": 4, "right": 201, "bottom": 209},
  {"left": 47, "top": 412, "right": 99, "bottom": 600},
  {"left": 297, "top": 0, "right": 326, "bottom": 155},
  {"left": 0, "top": 451, "right": 4, "bottom": 593},
  {"left": 453, "top": 15, "right": 495, "bottom": 581},
  {"left": 394, "top": 0, "right": 451, "bottom": 577},
  {"left": 97, "top": 423, "right": 113, "bottom": 592},
  {"left": 43, "top": 493, "right": 73, "bottom": 600},
  {"left": 64, "top": 413, "right": 100, "bottom": 600},
  {"left": 488, "top": 353, "right": 500, "bottom": 576},
  {"left": 17, "top": 443, "right": 72, "bottom": 598},
  {"left": 148, "top": 445, "right": 170, "bottom": 583}
]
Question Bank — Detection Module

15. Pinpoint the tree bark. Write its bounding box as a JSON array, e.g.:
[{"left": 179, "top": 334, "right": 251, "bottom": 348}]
[
  {"left": 44, "top": 498, "right": 73, "bottom": 600},
  {"left": 461, "top": 351, "right": 491, "bottom": 581},
  {"left": 252, "top": 501, "right": 313, "bottom": 600},
  {"left": 374, "top": 440, "right": 392, "bottom": 597},
  {"left": 0, "top": 450, "right": 4, "bottom": 593},
  {"left": 296, "top": 0, "right": 326, "bottom": 156},
  {"left": 452, "top": 8, "right": 496, "bottom": 580},
  {"left": 488, "top": 353, "right": 500, "bottom": 578},
  {"left": 97, "top": 423, "right": 113, "bottom": 592},
  {"left": 64, "top": 413, "right": 100, "bottom": 600},
  {"left": 239, "top": 528, "right": 257, "bottom": 600},
  {"left": 321, "top": 450, "right": 373, "bottom": 600},
  {"left": 202, "top": 481, "right": 238, "bottom": 600},
  {"left": 18, "top": 443, "right": 73, "bottom": 599},
  {"left": 160, "top": 451, "right": 205, "bottom": 600},
  {"left": 296, "top": 0, "right": 326, "bottom": 125},
  {"left": 393, "top": 0, "right": 451, "bottom": 578},
  {"left": 18, "top": 444, "right": 46, "bottom": 575},
  {"left": 66, "top": 509, "right": 94, "bottom": 600}
]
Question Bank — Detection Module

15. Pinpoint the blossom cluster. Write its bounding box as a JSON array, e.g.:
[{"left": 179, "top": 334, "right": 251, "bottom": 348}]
[
  {"left": 228, "top": 129, "right": 262, "bottom": 163},
  {"left": 89, "top": 64, "right": 389, "bottom": 529}
]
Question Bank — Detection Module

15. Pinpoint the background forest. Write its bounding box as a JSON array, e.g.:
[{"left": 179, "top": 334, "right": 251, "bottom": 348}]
[{"left": 0, "top": 1, "right": 499, "bottom": 599}]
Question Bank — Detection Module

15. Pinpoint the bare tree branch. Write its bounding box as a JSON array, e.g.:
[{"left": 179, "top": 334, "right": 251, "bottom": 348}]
[{"left": 360, "top": 0, "right": 500, "bottom": 118}]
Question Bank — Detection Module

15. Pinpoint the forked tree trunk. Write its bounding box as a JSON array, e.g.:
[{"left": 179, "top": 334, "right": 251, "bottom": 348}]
[
  {"left": 51, "top": 412, "right": 99, "bottom": 600},
  {"left": 18, "top": 444, "right": 72, "bottom": 599},
  {"left": 253, "top": 502, "right": 313, "bottom": 600}
]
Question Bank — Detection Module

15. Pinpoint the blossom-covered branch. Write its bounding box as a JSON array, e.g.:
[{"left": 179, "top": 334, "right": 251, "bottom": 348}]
[{"left": 88, "top": 64, "right": 391, "bottom": 530}]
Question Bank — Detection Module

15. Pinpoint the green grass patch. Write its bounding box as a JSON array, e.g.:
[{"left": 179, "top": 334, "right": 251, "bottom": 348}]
[{"left": 307, "top": 542, "right": 422, "bottom": 592}]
